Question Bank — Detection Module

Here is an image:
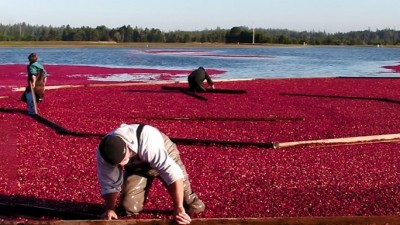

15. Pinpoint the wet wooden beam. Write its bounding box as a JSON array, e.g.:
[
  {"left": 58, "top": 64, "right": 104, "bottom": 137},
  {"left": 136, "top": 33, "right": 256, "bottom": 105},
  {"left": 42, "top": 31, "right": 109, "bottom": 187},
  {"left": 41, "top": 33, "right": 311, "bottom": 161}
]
[{"left": 1, "top": 216, "right": 399, "bottom": 225}]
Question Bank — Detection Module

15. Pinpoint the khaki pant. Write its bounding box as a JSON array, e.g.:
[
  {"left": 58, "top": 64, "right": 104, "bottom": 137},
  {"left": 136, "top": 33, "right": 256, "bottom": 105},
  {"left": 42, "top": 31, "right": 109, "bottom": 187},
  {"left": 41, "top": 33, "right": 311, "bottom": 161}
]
[{"left": 121, "top": 133, "right": 200, "bottom": 214}]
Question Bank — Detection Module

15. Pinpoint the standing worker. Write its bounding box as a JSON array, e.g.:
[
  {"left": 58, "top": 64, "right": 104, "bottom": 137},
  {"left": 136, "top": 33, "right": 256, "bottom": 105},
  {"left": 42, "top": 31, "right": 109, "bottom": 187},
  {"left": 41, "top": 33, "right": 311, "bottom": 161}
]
[
  {"left": 28, "top": 53, "right": 47, "bottom": 101},
  {"left": 97, "top": 123, "right": 205, "bottom": 224},
  {"left": 22, "top": 53, "right": 48, "bottom": 102},
  {"left": 187, "top": 67, "right": 215, "bottom": 93}
]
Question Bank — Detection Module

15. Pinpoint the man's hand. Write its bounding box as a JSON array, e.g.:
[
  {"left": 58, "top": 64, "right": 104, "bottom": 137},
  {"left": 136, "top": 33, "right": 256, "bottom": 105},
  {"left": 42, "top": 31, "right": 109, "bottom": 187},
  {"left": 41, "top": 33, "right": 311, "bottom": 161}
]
[
  {"left": 102, "top": 192, "right": 119, "bottom": 220},
  {"left": 31, "top": 76, "right": 37, "bottom": 88},
  {"left": 102, "top": 209, "right": 118, "bottom": 220},
  {"left": 211, "top": 85, "right": 215, "bottom": 89},
  {"left": 174, "top": 206, "right": 192, "bottom": 225}
]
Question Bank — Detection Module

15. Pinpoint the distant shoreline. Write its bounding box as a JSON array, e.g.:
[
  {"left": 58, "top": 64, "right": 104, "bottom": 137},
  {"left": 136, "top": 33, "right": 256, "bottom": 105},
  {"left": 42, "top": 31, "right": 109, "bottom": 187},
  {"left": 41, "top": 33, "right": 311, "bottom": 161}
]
[{"left": 1, "top": 41, "right": 398, "bottom": 48}]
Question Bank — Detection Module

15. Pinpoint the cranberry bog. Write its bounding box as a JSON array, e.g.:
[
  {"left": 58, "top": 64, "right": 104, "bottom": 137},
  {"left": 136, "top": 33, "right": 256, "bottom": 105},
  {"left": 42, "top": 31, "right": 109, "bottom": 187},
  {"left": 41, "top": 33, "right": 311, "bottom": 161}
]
[{"left": 0, "top": 65, "right": 400, "bottom": 225}]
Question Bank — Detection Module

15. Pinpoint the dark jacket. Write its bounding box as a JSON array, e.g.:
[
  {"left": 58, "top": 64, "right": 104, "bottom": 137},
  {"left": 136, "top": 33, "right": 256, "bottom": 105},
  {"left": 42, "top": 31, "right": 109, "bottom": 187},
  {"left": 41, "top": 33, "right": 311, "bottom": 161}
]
[{"left": 187, "top": 67, "right": 213, "bottom": 91}]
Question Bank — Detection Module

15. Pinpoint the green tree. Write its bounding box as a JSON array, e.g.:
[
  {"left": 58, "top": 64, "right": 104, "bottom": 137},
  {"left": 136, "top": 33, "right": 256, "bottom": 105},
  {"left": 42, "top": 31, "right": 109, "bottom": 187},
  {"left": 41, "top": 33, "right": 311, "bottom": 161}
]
[
  {"left": 113, "top": 32, "right": 122, "bottom": 42},
  {"left": 225, "top": 26, "right": 242, "bottom": 43}
]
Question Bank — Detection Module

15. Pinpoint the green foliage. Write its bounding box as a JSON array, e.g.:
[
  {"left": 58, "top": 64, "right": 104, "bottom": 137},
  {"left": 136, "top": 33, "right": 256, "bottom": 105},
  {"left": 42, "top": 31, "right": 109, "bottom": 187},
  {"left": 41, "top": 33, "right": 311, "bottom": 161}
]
[{"left": 0, "top": 23, "right": 399, "bottom": 45}]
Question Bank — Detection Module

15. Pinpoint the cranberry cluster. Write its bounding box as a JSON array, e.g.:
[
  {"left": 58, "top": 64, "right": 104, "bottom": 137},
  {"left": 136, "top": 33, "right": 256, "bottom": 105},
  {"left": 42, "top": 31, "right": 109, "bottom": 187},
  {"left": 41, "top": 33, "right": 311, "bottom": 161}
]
[{"left": 1, "top": 65, "right": 400, "bottom": 220}]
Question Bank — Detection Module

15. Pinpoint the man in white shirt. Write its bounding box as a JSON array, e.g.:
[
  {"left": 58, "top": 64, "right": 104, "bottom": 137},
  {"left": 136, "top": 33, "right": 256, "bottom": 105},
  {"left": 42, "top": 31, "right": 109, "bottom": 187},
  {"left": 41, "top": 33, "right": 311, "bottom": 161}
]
[{"left": 96, "top": 124, "right": 205, "bottom": 224}]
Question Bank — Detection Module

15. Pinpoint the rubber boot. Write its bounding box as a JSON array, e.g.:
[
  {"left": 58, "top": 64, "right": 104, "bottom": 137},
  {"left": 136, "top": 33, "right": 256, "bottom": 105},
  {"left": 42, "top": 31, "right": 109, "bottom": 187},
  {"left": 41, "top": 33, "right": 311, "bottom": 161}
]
[{"left": 183, "top": 179, "right": 205, "bottom": 214}]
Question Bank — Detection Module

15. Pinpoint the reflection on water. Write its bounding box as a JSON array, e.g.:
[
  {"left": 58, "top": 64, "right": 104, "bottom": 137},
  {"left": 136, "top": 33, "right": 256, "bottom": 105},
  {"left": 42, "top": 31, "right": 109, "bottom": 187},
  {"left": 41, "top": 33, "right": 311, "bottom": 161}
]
[{"left": 1, "top": 46, "right": 399, "bottom": 81}]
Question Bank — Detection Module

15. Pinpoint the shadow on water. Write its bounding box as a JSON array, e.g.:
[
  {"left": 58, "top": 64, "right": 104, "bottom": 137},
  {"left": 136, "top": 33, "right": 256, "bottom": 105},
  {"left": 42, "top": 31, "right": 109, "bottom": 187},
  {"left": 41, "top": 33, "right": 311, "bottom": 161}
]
[
  {"left": 1, "top": 107, "right": 275, "bottom": 149},
  {"left": 0, "top": 194, "right": 173, "bottom": 220},
  {"left": 0, "top": 108, "right": 27, "bottom": 114},
  {"left": 0, "top": 110, "right": 174, "bottom": 219},
  {"left": 0, "top": 107, "right": 105, "bottom": 138},
  {"left": 0, "top": 105, "right": 282, "bottom": 148},
  {"left": 122, "top": 86, "right": 246, "bottom": 101},
  {"left": 280, "top": 93, "right": 400, "bottom": 105},
  {"left": 123, "top": 89, "right": 208, "bottom": 101},
  {"left": 161, "top": 85, "right": 248, "bottom": 94},
  {"left": 0, "top": 194, "right": 101, "bottom": 219},
  {"left": 123, "top": 89, "right": 175, "bottom": 94},
  {"left": 32, "top": 114, "right": 105, "bottom": 138}
]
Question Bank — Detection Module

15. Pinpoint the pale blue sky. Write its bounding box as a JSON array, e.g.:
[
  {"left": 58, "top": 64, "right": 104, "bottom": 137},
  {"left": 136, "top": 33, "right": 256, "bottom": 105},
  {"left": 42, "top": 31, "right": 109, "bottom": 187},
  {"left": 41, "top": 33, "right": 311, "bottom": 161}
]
[{"left": 1, "top": 0, "right": 399, "bottom": 33}]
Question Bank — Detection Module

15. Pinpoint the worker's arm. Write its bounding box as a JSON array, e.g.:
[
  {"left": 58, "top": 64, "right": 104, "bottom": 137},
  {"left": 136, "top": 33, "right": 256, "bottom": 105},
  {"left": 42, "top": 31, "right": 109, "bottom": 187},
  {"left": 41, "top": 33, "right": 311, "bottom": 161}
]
[
  {"left": 204, "top": 72, "right": 214, "bottom": 88},
  {"left": 102, "top": 192, "right": 119, "bottom": 220},
  {"left": 96, "top": 150, "right": 124, "bottom": 220},
  {"left": 139, "top": 127, "right": 190, "bottom": 224},
  {"left": 30, "top": 75, "right": 37, "bottom": 88},
  {"left": 168, "top": 179, "right": 192, "bottom": 225}
]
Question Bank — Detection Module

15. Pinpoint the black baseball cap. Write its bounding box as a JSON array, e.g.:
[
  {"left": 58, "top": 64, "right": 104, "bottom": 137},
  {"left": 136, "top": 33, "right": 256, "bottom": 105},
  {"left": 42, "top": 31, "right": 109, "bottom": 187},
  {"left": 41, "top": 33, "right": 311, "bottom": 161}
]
[{"left": 99, "top": 135, "right": 126, "bottom": 165}]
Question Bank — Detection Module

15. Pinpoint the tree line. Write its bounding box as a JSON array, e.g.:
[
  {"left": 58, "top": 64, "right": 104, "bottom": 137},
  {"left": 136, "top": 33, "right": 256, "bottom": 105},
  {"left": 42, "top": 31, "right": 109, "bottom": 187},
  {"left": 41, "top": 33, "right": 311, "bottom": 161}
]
[{"left": 1, "top": 23, "right": 399, "bottom": 46}]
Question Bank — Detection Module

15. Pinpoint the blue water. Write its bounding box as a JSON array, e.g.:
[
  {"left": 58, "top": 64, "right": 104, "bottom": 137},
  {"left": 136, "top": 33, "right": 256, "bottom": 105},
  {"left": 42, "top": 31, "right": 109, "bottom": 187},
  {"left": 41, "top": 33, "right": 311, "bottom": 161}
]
[{"left": 1, "top": 46, "right": 399, "bottom": 80}]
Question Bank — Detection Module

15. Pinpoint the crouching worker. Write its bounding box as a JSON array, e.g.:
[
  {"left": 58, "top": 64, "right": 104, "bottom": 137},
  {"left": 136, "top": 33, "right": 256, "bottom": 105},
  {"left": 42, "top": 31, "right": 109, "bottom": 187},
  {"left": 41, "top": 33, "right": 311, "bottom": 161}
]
[
  {"left": 96, "top": 123, "right": 205, "bottom": 224},
  {"left": 187, "top": 67, "right": 215, "bottom": 93}
]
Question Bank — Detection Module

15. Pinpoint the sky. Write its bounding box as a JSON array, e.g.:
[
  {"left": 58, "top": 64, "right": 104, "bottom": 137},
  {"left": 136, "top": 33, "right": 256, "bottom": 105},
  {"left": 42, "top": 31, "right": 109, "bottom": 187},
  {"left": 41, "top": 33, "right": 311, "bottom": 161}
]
[{"left": 1, "top": 0, "right": 399, "bottom": 33}]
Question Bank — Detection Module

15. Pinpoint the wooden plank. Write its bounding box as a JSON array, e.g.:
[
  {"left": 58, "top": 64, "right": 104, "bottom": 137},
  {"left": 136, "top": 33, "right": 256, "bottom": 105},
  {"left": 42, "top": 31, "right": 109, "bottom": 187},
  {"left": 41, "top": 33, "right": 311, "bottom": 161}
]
[
  {"left": 13, "top": 84, "right": 86, "bottom": 92},
  {"left": 1, "top": 216, "right": 399, "bottom": 225},
  {"left": 274, "top": 133, "right": 400, "bottom": 148},
  {"left": 12, "top": 79, "right": 255, "bottom": 92}
]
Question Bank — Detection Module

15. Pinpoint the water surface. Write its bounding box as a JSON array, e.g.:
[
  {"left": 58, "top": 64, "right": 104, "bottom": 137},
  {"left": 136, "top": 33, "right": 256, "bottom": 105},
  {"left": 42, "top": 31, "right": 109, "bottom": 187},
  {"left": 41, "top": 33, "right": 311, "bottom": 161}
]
[{"left": 1, "top": 46, "right": 399, "bottom": 81}]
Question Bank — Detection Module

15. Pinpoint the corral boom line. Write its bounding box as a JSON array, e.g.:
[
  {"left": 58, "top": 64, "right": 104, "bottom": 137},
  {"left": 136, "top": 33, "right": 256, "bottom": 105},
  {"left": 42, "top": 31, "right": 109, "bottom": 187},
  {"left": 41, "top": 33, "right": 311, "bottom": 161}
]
[
  {"left": 171, "top": 138, "right": 274, "bottom": 148},
  {"left": 133, "top": 116, "right": 304, "bottom": 122}
]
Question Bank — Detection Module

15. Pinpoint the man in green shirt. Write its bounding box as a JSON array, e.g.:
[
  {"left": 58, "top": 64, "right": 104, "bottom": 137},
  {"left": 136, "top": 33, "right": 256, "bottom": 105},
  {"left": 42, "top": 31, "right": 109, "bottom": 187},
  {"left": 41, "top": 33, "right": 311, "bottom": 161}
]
[{"left": 27, "top": 52, "right": 47, "bottom": 101}]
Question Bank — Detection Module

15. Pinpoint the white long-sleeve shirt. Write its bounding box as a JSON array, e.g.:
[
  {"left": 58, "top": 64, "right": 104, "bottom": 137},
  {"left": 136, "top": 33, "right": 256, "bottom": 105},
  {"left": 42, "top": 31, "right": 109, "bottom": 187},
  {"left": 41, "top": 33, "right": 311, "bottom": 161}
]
[{"left": 96, "top": 124, "right": 184, "bottom": 195}]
